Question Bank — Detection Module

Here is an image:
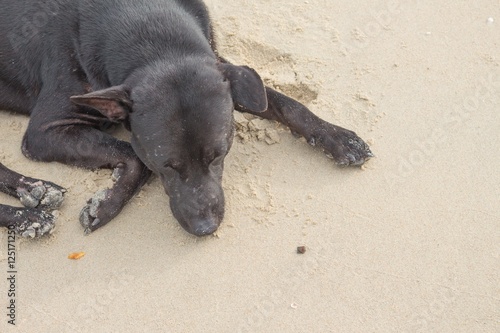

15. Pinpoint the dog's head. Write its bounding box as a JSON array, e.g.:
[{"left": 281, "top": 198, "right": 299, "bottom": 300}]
[{"left": 71, "top": 59, "right": 267, "bottom": 236}]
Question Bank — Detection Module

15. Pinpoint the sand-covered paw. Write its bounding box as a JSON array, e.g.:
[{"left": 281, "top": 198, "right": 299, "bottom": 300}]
[
  {"left": 13, "top": 209, "right": 57, "bottom": 238},
  {"left": 80, "top": 189, "right": 110, "bottom": 235},
  {"left": 310, "top": 126, "right": 373, "bottom": 167},
  {"left": 17, "top": 180, "right": 66, "bottom": 210},
  {"left": 332, "top": 134, "right": 373, "bottom": 167}
]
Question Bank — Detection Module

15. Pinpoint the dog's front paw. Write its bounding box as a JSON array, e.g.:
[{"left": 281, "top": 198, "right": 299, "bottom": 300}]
[
  {"left": 12, "top": 209, "right": 57, "bottom": 238},
  {"left": 17, "top": 180, "right": 66, "bottom": 210},
  {"left": 80, "top": 189, "right": 113, "bottom": 234},
  {"left": 308, "top": 125, "right": 373, "bottom": 167}
]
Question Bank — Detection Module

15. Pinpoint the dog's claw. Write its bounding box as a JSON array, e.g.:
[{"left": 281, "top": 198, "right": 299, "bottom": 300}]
[
  {"left": 80, "top": 189, "right": 110, "bottom": 234},
  {"left": 80, "top": 206, "right": 91, "bottom": 229},
  {"left": 91, "top": 218, "right": 101, "bottom": 227},
  {"left": 17, "top": 188, "right": 40, "bottom": 208},
  {"left": 22, "top": 228, "right": 36, "bottom": 238}
]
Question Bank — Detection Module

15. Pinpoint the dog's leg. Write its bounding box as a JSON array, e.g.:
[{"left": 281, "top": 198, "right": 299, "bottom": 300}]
[
  {"left": 21, "top": 85, "right": 152, "bottom": 234},
  {"left": 0, "top": 204, "right": 56, "bottom": 238},
  {"left": 0, "top": 163, "right": 65, "bottom": 210},
  {"left": 0, "top": 162, "right": 62, "bottom": 237},
  {"left": 239, "top": 87, "right": 373, "bottom": 166},
  {"left": 0, "top": 163, "right": 62, "bottom": 237},
  {"left": 22, "top": 119, "right": 152, "bottom": 234},
  {"left": 0, "top": 79, "right": 33, "bottom": 114}
]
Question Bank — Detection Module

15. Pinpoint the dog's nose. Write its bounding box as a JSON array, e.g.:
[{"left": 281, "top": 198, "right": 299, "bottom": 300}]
[{"left": 191, "top": 220, "right": 219, "bottom": 236}]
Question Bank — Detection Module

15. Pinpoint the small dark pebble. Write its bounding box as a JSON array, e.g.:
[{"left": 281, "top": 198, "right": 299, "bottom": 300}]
[{"left": 297, "top": 246, "right": 306, "bottom": 254}]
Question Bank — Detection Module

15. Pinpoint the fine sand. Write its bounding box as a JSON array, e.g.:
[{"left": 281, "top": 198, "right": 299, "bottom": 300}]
[{"left": 1, "top": 1, "right": 499, "bottom": 332}]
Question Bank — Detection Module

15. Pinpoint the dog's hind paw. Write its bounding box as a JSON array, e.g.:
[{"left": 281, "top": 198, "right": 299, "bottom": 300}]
[
  {"left": 12, "top": 209, "right": 57, "bottom": 238},
  {"left": 17, "top": 180, "right": 66, "bottom": 210},
  {"left": 80, "top": 189, "right": 110, "bottom": 235}
]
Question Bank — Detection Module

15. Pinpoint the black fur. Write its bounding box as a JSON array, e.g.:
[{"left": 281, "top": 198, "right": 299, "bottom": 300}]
[{"left": 0, "top": 0, "right": 372, "bottom": 237}]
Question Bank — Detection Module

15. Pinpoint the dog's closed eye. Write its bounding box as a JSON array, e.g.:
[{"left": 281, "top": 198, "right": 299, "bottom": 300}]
[
  {"left": 163, "top": 160, "right": 183, "bottom": 171},
  {"left": 203, "top": 148, "right": 226, "bottom": 166}
]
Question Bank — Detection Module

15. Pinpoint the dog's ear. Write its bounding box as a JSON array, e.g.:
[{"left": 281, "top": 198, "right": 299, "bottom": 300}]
[
  {"left": 218, "top": 63, "right": 268, "bottom": 113},
  {"left": 70, "top": 85, "right": 132, "bottom": 122}
]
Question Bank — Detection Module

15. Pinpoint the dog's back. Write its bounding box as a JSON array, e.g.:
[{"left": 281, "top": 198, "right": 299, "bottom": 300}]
[
  {"left": 0, "top": 1, "right": 74, "bottom": 112},
  {"left": 76, "top": 0, "right": 215, "bottom": 86},
  {"left": 0, "top": 0, "right": 215, "bottom": 112}
]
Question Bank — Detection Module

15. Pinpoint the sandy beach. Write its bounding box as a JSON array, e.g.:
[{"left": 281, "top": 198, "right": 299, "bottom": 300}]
[{"left": 1, "top": 0, "right": 499, "bottom": 332}]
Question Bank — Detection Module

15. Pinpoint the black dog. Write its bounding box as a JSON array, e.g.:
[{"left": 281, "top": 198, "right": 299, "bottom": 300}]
[{"left": 0, "top": 0, "right": 373, "bottom": 237}]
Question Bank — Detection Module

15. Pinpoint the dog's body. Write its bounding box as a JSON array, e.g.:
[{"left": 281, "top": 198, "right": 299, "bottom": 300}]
[{"left": 0, "top": 0, "right": 372, "bottom": 237}]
